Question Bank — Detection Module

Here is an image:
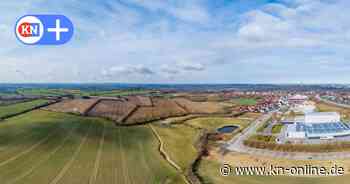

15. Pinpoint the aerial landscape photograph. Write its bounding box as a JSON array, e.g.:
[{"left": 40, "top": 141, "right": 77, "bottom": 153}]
[{"left": 2, "top": 0, "right": 350, "bottom": 184}]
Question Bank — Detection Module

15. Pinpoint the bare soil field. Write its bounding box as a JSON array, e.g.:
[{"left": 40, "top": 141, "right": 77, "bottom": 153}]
[
  {"left": 124, "top": 98, "right": 187, "bottom": 124},
  {"left": 198, "top": 148, "right": 350, "bottom": 184},
  {"left": 43, "top": 99, "right": 99, "bottom": 115},
  {"left": 87, "top": 100, "right": 137, "bottom": 122},
  {"left": 173, "top": 98, "right": 226, "bottom": 114},
  {"left": 44, "top": 96, "right": 230, "bottom": 125},
  {"left": 238, "top": 112, "right": 262, "bottom": 120},
  {"left": 316, "top": 101, "right": 350, "bottom": 120},
  {"left": 125, "top": 96, "right": 153, "bottom": 106}
]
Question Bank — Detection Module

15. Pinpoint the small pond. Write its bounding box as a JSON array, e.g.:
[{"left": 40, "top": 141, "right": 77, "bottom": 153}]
[{"left": 217, "top": 125, "right": 239, "bottom": 133}]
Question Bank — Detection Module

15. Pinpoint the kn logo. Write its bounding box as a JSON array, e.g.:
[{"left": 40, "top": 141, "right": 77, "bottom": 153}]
[{"left": 15, "top": 15, "right": 74, "bottom": 45}]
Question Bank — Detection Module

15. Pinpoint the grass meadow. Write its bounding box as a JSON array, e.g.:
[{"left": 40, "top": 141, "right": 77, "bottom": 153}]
[
  {"left": 152, "top": 124, "right": 200, "bottom": 172},
  {"left": 231, "top": 98, "right": 258, "bottom": 106},
  {"left": 0, "top": 99, "right": 49, "bottom": 119}
]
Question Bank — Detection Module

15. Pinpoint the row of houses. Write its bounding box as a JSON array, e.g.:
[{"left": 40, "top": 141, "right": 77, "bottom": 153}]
[{"left": 235, "top": 95, "right": 284, "bottom": 113}]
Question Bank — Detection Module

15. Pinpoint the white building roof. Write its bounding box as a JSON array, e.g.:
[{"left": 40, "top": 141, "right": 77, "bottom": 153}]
[
  {"left": 289, "top": 94, "right": 308, "bottom": 100},
  {"left": 295, "top": 112, "right": 340, "bottom": 124},
  {"left": 286, "top": 123, "right": 297, "bottom": 132}
]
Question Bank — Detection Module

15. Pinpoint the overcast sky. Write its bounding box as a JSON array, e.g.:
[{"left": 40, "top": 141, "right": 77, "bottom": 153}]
[{"left": 1, "top": 0, "right": 350, "bottom": 83}]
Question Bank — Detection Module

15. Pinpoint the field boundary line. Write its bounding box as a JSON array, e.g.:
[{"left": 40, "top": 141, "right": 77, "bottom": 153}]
[
  {"left": 49, "top": 124, "right": 92, "bottom": 184},
  {"left": 173, "top": 100, "right": 190, "bottom": 114},
  {"left": 83, "top": 99, "right": 101, "bottom": 116},
  {"left": 5, "top": 125, "right": 79, "bottom": 184},
  {"left": 0, "top": 100, "right": 57, "bottom": 121},
  {"left": 119, "top": 105, "right": 139, "bottom": 123},
  {"left": 0, "top": 130, "right": 56, "bottom": 167},
  {"left": 89, "top": 123, "right": 106, "bottom": 184}
]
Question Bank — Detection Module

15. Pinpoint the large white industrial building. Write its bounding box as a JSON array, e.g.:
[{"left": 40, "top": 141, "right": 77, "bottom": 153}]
[
  {"left": 297, "top": 112, "right": 340, "bottom": 123},
  {"left": 286, "top": 112, "right": 350, "bottom": 139}
]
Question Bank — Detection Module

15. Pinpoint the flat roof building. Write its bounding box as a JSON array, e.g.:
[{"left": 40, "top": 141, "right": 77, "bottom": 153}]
[
  {"left": 295, "top": 112, "right": 340, "bottom": 124},
  {"left": 288, "top": 94, "right": 308, "bottom": 104},
  {"left": 286, "top": 112, "right": 350, "bottom": 139}
]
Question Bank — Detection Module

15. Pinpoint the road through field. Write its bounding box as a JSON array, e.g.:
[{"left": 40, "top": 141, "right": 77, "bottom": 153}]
[{"left": 226, "top": 113, "right": 272, "bottom": 154}]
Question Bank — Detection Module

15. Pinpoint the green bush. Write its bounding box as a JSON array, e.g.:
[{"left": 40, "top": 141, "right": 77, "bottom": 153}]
[
  {"left": 271, "top": 124, "right": 283, "bottom": 134},
  {"left": 248, "top": 135, "right": 276, "bottom": 143}
]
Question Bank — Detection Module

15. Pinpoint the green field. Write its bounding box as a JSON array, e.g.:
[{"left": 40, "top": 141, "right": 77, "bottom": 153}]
[
  {"left": 231, "top": 98, "right": 258, "bottom": 106},
  {"left": 14, "top": 87, "right": 156, "bottom": 98},
  {"left": 152, "top": 124, "right": 200, "bottom": 172},
  {"left": 186, "top": 117, "right": 250, "bottom": 132},
  {"left": 199, "top": 159, "right": 350, "bottom": 184},
  {"left": 0, "top": 110, "right": 184, "bottom": 184},
  {"left": 90, "top": 89, "right": 153, "bottom": 97},
  {"left": 0, "top": 99, "right": 49, "bottom": 119},
  {"left": 17, "top": 89, "right": 69, "bottom": 96},
  {"left": 150, "top": 117, "right": 252, "bottom": 176}
]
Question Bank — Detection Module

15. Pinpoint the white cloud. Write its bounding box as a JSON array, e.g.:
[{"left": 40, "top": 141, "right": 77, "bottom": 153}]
[
  {"left": 1, "top": 0, "right": 350, "bottom": 83},
  {"left": 176, "top": 61, "right": 205, "bottom": 71},
  {"left": 102, "top": 65, "right": 154, "bottom": 77}
]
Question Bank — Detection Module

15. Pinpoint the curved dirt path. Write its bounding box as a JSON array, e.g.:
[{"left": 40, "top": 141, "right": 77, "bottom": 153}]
[
  {"left": 149, "top": 125, "right": 192, "bottom": 184},
  {"left": 149, "top": 125, "right": 182, "bottom": 171}
]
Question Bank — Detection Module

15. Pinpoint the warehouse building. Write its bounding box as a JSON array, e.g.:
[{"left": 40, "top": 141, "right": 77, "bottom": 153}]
[{"left": 286, "top": 112, "right": 350, "bottom": 139}]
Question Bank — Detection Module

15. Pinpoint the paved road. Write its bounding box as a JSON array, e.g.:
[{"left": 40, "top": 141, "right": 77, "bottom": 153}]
[
  {"left": 225, "top": 112, "right": 350, "bottom": 160},
  {"left": 226, "top": 112, "right": 272, "bottom": 153}
]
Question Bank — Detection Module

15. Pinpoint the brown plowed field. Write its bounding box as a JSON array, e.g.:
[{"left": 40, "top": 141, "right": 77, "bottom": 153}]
[
  {"left": 125, "top": 96, "right": 153, "bottom": 106},
  {"left": 43, "top": 99, "right": 99, "bottom": 115},
  {"left": 87, "top": 100, "right": 137, "bottom": 122},
  {"left": 124, "top": 98, "right": 187, "bottom": 124},
  {"left": 173, "top": 98, "right": 225, "bottom": 114}
]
